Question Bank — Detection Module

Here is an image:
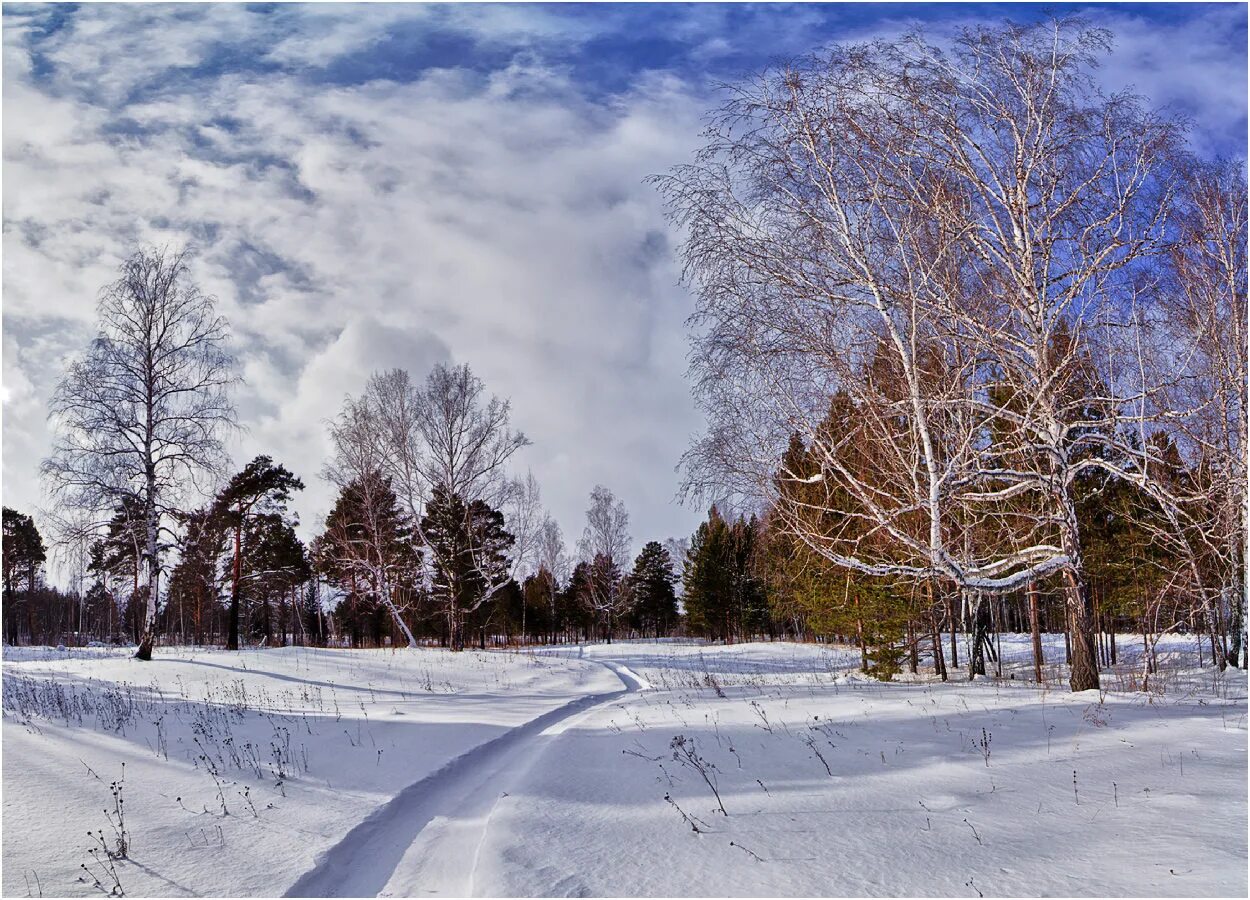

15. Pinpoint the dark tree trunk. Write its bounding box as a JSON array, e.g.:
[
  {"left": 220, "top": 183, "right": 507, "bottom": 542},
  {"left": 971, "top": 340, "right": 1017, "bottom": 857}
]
[
  {"left": 1228, "top": 591, "right": 1245, "bottom": 669},
  {"left": 946, "top": 589, "right": 959, "bottom": 670},
  {"left": 854, "top": 587, "right": 867, "bottom": 671},
  {"left": 992, "top": 596, "right": 1003, "bottom": 677},
  {"left": 227, "top": 517, "right": 242, "bottom": 651},
  {"left": 1063, "top": 570, "right": 1100, "bottom": 691},
  {"left": 1028, "top": 581, "right": 1044, "bottom": 684},
  {"left": 969, "top": 593, "right": 989, "bottom": 678},
  {"left": 931, "top": 614, "right": 947, "bottom": 681},
  {"left": 926, "top": 582, "right": 947, "bottom": 681}
]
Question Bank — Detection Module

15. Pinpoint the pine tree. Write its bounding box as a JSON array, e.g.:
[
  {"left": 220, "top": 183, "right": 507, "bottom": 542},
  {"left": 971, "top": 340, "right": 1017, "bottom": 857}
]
[
  {"left": 313, "top": 472, "right": 422, "bottom": 647},
  {"left": 521, "top": 566, "right": 558, "bottom": 643},
  {"left": 2, "top": 508, "right": 47, "bottom": 644},
  {"left": 166, "top": 506, "right": 229, "bottom": 645},
  {"left": 421, "top": 484, "right": 514, "bottom": 650},
  {"left": 626, "top": 541, "right": 678, "bottom": 638},
  {"left": 213, "top": 456, "right": 304, "bottom": 650},
  {"left": 2, "top": 508, "right": 46, "bottom": 595},
  {"left": 683, "top": 507, "right": 770, "bottom": 642},
  {"left": 242, "top": 513, "right": 310, "bottom": 646}
]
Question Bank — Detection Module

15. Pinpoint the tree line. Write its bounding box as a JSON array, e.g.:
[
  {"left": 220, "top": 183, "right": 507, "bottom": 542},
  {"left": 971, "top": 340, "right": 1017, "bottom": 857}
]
[
  {"left": 675, "top": 474, "right": 1234, "bottom": 686},
  {"left": 7, "top": 19, "right": 1243, "bottom": 695},
  {"left": 10, "top": 248, "right": 680, "bottom": 651},
  {"left": 2, "top": 479, "right": 679, "bottom": 653}
]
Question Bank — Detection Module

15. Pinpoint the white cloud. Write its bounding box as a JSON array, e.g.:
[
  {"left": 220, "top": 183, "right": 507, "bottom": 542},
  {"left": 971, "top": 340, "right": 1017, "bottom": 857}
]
[{"left": 2, "top": 7, "right": 712, "bottom": 563}]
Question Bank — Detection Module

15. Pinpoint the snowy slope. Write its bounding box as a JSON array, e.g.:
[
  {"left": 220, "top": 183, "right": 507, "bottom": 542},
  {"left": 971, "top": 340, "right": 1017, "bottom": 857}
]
[
  {"left": 468, "top": 640, "right": 1247, "bottom": 897},
  {"left": 2, "top": 646, "right": 618, "bottom": 898},
  {"left": 2, "top": 638, "right": 1245, "bottom": 897}
]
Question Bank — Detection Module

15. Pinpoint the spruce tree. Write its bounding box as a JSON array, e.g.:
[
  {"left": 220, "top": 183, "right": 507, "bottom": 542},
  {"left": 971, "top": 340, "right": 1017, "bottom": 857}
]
[
  {"left": 683, "top": 506, "right": 734, "bottom": 641},
  {"left": 684, "top": 506, "right": 775, "bottom": 643}
]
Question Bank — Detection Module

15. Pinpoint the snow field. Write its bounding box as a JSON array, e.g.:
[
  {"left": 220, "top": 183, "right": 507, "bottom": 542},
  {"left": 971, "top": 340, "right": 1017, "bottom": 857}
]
[
  {"left": 2, "top": 637, "right": 1245, "bottom": 898},
  {"left": 2, "top": 646, "right": 618, "bottom": 897},
  {"left": 470, "top": 638, "right": 1248, "bottom": 897}
]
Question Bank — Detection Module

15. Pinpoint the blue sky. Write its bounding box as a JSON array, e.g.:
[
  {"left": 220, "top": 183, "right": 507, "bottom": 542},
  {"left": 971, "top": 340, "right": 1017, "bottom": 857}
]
[{"left": 3, "top": 3, "right": 1246, "bottom": 575}]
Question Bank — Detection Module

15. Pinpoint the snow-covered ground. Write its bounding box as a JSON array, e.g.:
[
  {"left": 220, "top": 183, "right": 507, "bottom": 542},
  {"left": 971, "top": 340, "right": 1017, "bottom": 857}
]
[
  {"left": 1, "top": 646, "right": 618, "bottom": 897},
  {"left": 3, "top": 636, "right": 1245, "bottom": 897}
]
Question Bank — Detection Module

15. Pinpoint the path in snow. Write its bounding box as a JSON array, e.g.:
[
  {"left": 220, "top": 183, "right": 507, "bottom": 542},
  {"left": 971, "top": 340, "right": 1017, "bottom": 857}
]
[{"left": 283, "top": 660, "right": 647, "bottom": 898}]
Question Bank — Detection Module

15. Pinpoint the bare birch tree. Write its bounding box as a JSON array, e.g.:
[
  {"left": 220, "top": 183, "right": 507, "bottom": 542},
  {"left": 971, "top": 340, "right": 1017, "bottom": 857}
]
[
  {"left": 327, "top": 363, "right": 531, "bottom": 648},
  {"left": 655, "top": 18, "right": 1187, "bottom": 690},
  {"left": 896, "top": 20, "right": 1183, "bottom": 690},
  {"left": 578, "top": 485, "right": 633, "bottom": 641},
  {"left": 1140, "top": 159, "right": 1248, "bottom": 667},
  {"left": 503, "top": 471, "right": 546, "bottom": 582},
  {"left": 363, "top": 365, "right": 529, "bottom": 515},
  {"left": 323, "top": 396, "right": 420, "bottom": 647},
  {"left": 654, "top": 36, "right": 1018, "bottom": 593},
  {"left": 42, "top": 246, "right": 236, "bottom": 659},
  {"left": 536, "top": 515, "right": 571, "bottom": 586},
  {"left": 532, "top": 514, "right": 570, "bottom": 640}
]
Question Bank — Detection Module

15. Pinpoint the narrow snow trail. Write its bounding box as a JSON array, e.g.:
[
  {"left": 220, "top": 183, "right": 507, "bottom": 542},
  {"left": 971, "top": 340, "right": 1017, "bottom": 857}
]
[{"left": 283, "top": 660, "right": 645, "bottom": 898}]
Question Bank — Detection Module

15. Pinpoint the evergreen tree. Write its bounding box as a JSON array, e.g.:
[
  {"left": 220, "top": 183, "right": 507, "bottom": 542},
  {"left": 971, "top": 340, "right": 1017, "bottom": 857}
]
[
  {"left": 2, "top": 508, "right": 46, "bottom": 595},
  {"left": 242, "top": 513, "right": 310, "bottom": 646},
  {"left": 560, "top": 561, "right": 595, "bottom": 642},
  {"left": 764, "top": 402, "right": 915, "bottom": 670},
  {"left": 87, "top": 498, "right": 149, "bottom": 643},
  {"left": 298, "top": 580, "right": 327, "bottom": 647},
  {"left": 313, "top": 471, "right": 422, "bottom": 647},
  {"left": 421, "top": 484, "right": 514, "bottom": 650},
  {"left": 2, "top": 508, "right": 47, "bottom": 644},
  {"left": 683, "top": 507, "right": 770, "bottom": 642},
  {"left": 521, "top": 566, "right": 558, "bottom": 643},
  {"left": 471, "top": 578, "right": 523, "bottom": 648},
  {"left": 731, "top": 515, "right": 770, "bottom": 639},
  {"left": 684, "top": 506, "right": 732, "bottom": 640},
  {"left": 213, "top": 456, "right": 304, "bottom": 650},
  {"left": 627, "top": 541, "right": 679, "bottom": 637},
  {"left": 166, "top": 505, "right": 229, "bottom": 645}
]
